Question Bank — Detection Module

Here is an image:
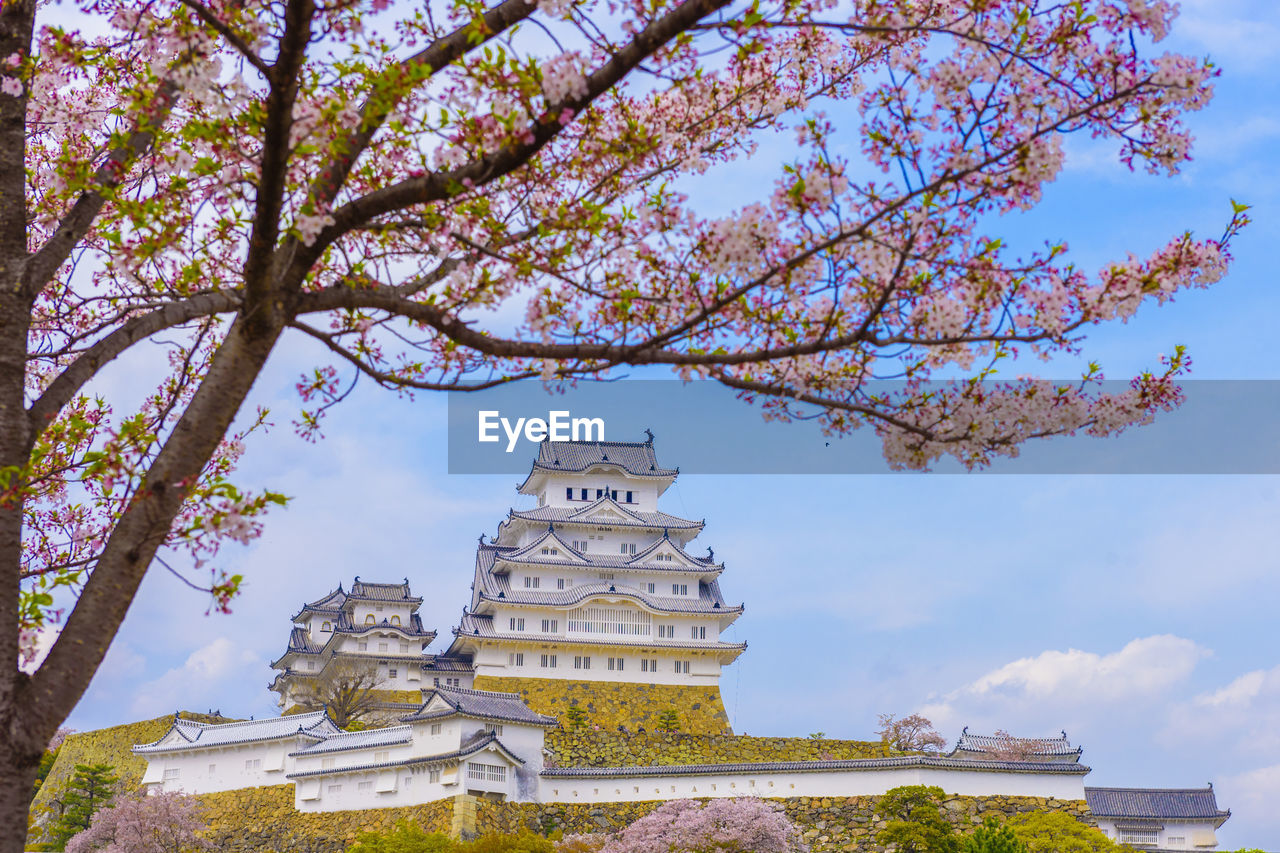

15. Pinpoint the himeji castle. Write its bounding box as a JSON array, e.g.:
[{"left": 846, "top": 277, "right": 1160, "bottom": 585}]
[
  {"left": 448, "top": 437, "right": 746, "bottom": 696},
  {"left": 269, "top": 436, "right": 747, "bottom": 732}
]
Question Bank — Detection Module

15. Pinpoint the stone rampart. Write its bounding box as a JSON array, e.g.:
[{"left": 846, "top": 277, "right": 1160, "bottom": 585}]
[
  {"left": 472, "top": 676, "right": 731, "bottom": 734},
  {"left": 476, "top": 794, "right": 1093, "bottom": 851},
  {"left": 545, "top": 730, "right": 890, "bottom": 768},
  {"left": 197, "top": 784, "right": 453, "bottom": 853}
]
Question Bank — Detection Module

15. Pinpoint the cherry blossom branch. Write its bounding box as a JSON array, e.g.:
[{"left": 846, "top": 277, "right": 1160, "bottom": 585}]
[
  {"left": 27, "top": 291, "right": 241, "bottom": 443},
  {"left": 174, "top": 0, "right": 270, "bottom": 77}
]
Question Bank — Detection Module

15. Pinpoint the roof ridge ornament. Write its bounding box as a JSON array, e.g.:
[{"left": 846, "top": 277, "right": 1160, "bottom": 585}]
[{"left": 644, "top": 428, "right": 654, "bottom": 444}]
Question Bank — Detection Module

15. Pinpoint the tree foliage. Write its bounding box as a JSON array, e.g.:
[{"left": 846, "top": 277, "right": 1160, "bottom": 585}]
[
  {"left": 45, "top": 764, "right": 117, "bottom": 851},
  {"left": 63, "top": 791, "right": 212, "bottom": 853},
  {"left": 962, "top": 818, "right": 1030, "bottom": 853},
  {"left": 877, "top": 713, "right": 947, "bottom": 753},
  {"left": 979, "top": 731, "right": 1054, "bottom": 762},
  {"left": 0, "top": 0, "right": 1250, "bottom": 844},
  {"left": 346, "top": 822, "right": 456, "bottom": 853},
  {"left": 1005, "top": 812, "right": 1130, "bottom": 853},
  {"left": 876, "top": 785, "right": 960, "bottom": 853},
  {"left": 291, "top": 658, "right": 388, "bottom": 729}
]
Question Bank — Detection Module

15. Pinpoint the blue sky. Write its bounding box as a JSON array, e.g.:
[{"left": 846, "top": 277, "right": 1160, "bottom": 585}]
[{"left": 56, "top": 0, "right": 1280, "bottom": 847}]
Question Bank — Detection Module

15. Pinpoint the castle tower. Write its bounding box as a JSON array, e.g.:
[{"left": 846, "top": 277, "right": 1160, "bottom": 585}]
[
  {"left": 445, "top": 436, "right": 746, "bottom": 733},
  {"left": 269, "top": 578, "right": 439, "bottom": 714}
]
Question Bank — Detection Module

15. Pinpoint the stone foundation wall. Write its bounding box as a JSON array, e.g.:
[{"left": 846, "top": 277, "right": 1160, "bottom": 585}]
[
  {"left": 472, "top": 676, "right": 731, "bottom": 734},
  {"left": 475, "top": 794, "right": 1093, "bottom": 852},
  {"left": 545, "top": 731, "right": 890, "bottom": 768},
  {"left": 197, "top": 784, "right": 453, "bottom": 853}
]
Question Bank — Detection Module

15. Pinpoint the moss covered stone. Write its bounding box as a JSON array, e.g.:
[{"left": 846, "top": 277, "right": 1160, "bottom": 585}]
[
  {"left": 472, "top": 676, "right": 731, "bottom": 734},
  {"left": 545, "top": 731, "right": 891, "bottom": 768}
]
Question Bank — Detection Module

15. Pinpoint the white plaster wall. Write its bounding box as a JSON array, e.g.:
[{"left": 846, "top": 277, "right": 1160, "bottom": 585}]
[
  {"left": 1094, "top": 817, "right": 1219, "bottom": 850},
  {"left": 540, "top": 767, "right": 1088, "bottom": 804},
  {"left": 540, "top": 474, "right": 661, "bottom": 512},
  {"left": 140, "top": 739, "right": 295, "bottom": 795},
  {"left": 471, "top": 643, "right": 723, "bottom": 686},
  {"left": 295, "top": 765, "right": 459, "bottom": 812}
]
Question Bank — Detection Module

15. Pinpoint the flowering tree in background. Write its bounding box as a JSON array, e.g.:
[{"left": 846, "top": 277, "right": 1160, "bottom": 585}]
[
  {"left": 0, "top": 0, "right": 1248, "bottom": 844},
  {"left": 877, "top": 712, "right": 947, "bottom": 753},
  {"left": 980, "top": 730, "right": 1055, "bottom": 761},
  {"left": 63, "top": 791, "right": 212, "bottom": 853},
  {"left": 595, "top": 798, "right": 802, "bottom": 853}
]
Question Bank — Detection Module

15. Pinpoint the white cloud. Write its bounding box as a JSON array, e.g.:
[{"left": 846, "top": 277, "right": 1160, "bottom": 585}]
[
  {"left": 1172, "top": 1, "right": 1280, "bottom": 73},
  {"left": 130, "top": 637, "right": 259, "bottom": 717},
  {"left": 923, "top": 635, "right": 1208, "bottom": 732},
  {"left": 20, "top": 626, "right": 60, "bottom": 675},
  {"left": 1165, "top": 664, "right": 1280, "bottom": 756},
  {"left": 1218, "top": 763, "right": 1280, "bottom": 830}
]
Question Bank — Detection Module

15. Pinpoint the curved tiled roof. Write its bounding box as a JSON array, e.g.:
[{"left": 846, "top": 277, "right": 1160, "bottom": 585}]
[
  {"left": 542, "top": 755, "right": 1093, "bottom": 778},
  {"left": 1084, "top": 787, "right": 1230, "bottom": 821},
  {"left": 287, "top": 732, "right": 523, "bottom": 780},
  {"left": 348, "top": 578, "right": 423, "bottom": 604},
  {"left": 950, "top": 728, "right": 1082, "bottom": 762},
  {"left": 293, "top": 586, "right": 347, "bottom": 620},
  {"left": 454, "top": 613, "right": 747, "bottom": 653},
  {"left": 289, "top": 725, "right": 414, "bottom": 757},
  {"left": 424, "top": 655, "right": 474, "bottom": 673},
  {"left": 401, "top": 685, "right": 558, "bottom": 727},
  {"left": 491, "top": 533, "right": 721, "bottom": 574},
  {"left": 134, "top": 712, "right": 338, "bottom": 754},
  {"left": 505, "top": 502, "right": 702, "bottom": 532},
  {"left": 476, "top": 576, "right": 742, "bottom": 616},
  {"left": 518, "top": 439, "right": 677, "bottom": 493}
]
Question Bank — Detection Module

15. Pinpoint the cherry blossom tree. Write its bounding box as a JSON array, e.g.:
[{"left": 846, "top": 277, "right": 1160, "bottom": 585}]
[
  {"left": 593, "top": 798, "right": 802, "bottom": 853},
  {"left": 980, "top": 730, "right": 1055, "bottom": 761},
  {"left": 0, "top": 0, "right": 1247, "bottom": 846},
  {"left": 63, "top": 791, "right": 212, "bottom": 853},
  {"left": 877, "top": 712, "right": 947, "bottom": 753}
]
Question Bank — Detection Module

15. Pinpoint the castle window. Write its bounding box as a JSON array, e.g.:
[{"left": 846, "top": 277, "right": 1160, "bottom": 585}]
[
  {"left": 574, "top": 655, "right": 591, "bottom": 670},
  {"left": 508, "top": 652, "right": 524, "bottom": 666},
  {"left": 596, "top": 489, "right": 604, "bottom": 498},
  {"left": 321, "top": 758, "right": 335, "bottom": 770},
  {"left": 468, "top": 763, "right": 506, "bottom": 783},
  {"left": 1166, "top": 838, "right": 1186, "bottom": 848},
  {"left": 327, "top": 784, "right": 342, "bottom": 794},
  {"left": 358, "top": 642, "right": 368, "bottom": 651},
  {"left": 580, "top": 488, "right": 588, "bottom": 500},
  {"left": 208, "top": 764, "right": 216, "bottom": 775},
  {"left": 365, "top": 614, "right": 375, "bottom": 624},
  {"left": 429, "top": 769, "right": 441, "bottom": 783},
  {"left": 430, "top": 724, "right": 442, "bottom": 735},
  {"left": 400, "top": 643, "right": 409, "bottom": 653},
  {"left": 541, "top": 618, "right": 559, "bottom": 633},
  {"left": 566, "top": 488, "right": 573, "bottom": 500},
  {"left": 611, "top": 490, "right": 618, "bottom": 500},
  {"left": 608, "top": 657, "right": 624, "bottom": 671},
  {"left": 541, "top": 654, "right": 557, "bottom": 668},
  {"left": 598, "top": 572, "right": 614, "bottom": 580},
  {"left": 509, "top": 617, "right": 525, "bottom": 631},
  {"left": 572, "top": 540, "right": 588, "bottom": 552},
  {"left": 320, "top": 621, "right": 331, "bottom": 632},
  {"left": 625, "top": 491, "right": 633, "bottom": 503},
  {"left": 488, "top": 724, "right": 504, "bottom": 735},
  {"left": 391, "top": 615, "right": 401, "bottom": 626},
  {"left": 1119, "top": 830, "right": 1158, "bottom": 846},
  {"left": 378, "top": 642, "right": 388, "bottom": 652},
  {"left": 646, "top": 583, "right": 655, "bottom": 593},
  {"left": 524, "top": 576, "right": 541, "bottom": 589},
  {"left": 376, "top": 605, "right": 384, "bottom": 612},
  {"left": 658, "top": 625, "right": 675, "bottom": 638},
  {"left": 358, "top": 781, "right": 372, "bottom": 791},
  {"left": 671, "top": 583, "right": 687, "bottom": 595},
  {"left": 641, "top": 658, "right": 658, "bottom": 673},
  {"left": 620, "top": 543, "right": 637, "bottom": 555},
  {"left": 447, "top": 678, "right": 460, "bottom": 687},
  {"left": 375, "top": 751, "right": 389, "bottom": 762},
  {"left": 163, "top": 768, "right": 180, "bottom": 780},
  {"left": 557, "top": 578, "right": 567, "bottom": 590},
  {"left": 691, "top": 626, "right": 706, "bottom": 639},
  {"left": 675, "top": 660, "right": 690, "bottom": 674},
  {"left": 388, "top": 668, "right": 398, "bottom": 678}
]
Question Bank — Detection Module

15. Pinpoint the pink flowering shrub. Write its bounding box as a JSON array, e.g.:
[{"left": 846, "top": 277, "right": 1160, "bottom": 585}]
[
  {"left": 64, "top": 791, "right": 213, "bottom": 853},
  {"left": 592, "top": 798, "right": 804, "bottom": 853}
]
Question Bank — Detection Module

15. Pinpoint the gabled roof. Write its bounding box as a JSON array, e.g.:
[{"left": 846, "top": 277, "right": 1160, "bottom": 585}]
[
  {"left": 401, "top": 685, "right": 558, "bottom": 727},
  {"left": 424, "top": 655, "right": 474, "bottom": 673},
  {"left": 292, "top": 586, "right": 347, "bottom": 620},
  {"left": 287, "top": 732, "right": 524, "bottom": 780},
  {"left": 1084, "top": 787, "right": 1231, "bottom": 822},
  {"left": 502, "top": 529, "right": 591, "bottom": 565},
  {"left": 290, "top": 725, "right": 414, "bottom": 757},
  {"left": 505, "top": 502, "right": 702, "bottom": 532},
  {"left": 133, "top": 711, "right": 338, "bottom": 754},
  {"left": 518, "top": 438, "right": 678, "bottom": 494},
  {"left": 348, "top": 578, "right": 423, "bottom": 605},
  {"left": 950, "top": 728, "right": 1082, "bottom": 762}
]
